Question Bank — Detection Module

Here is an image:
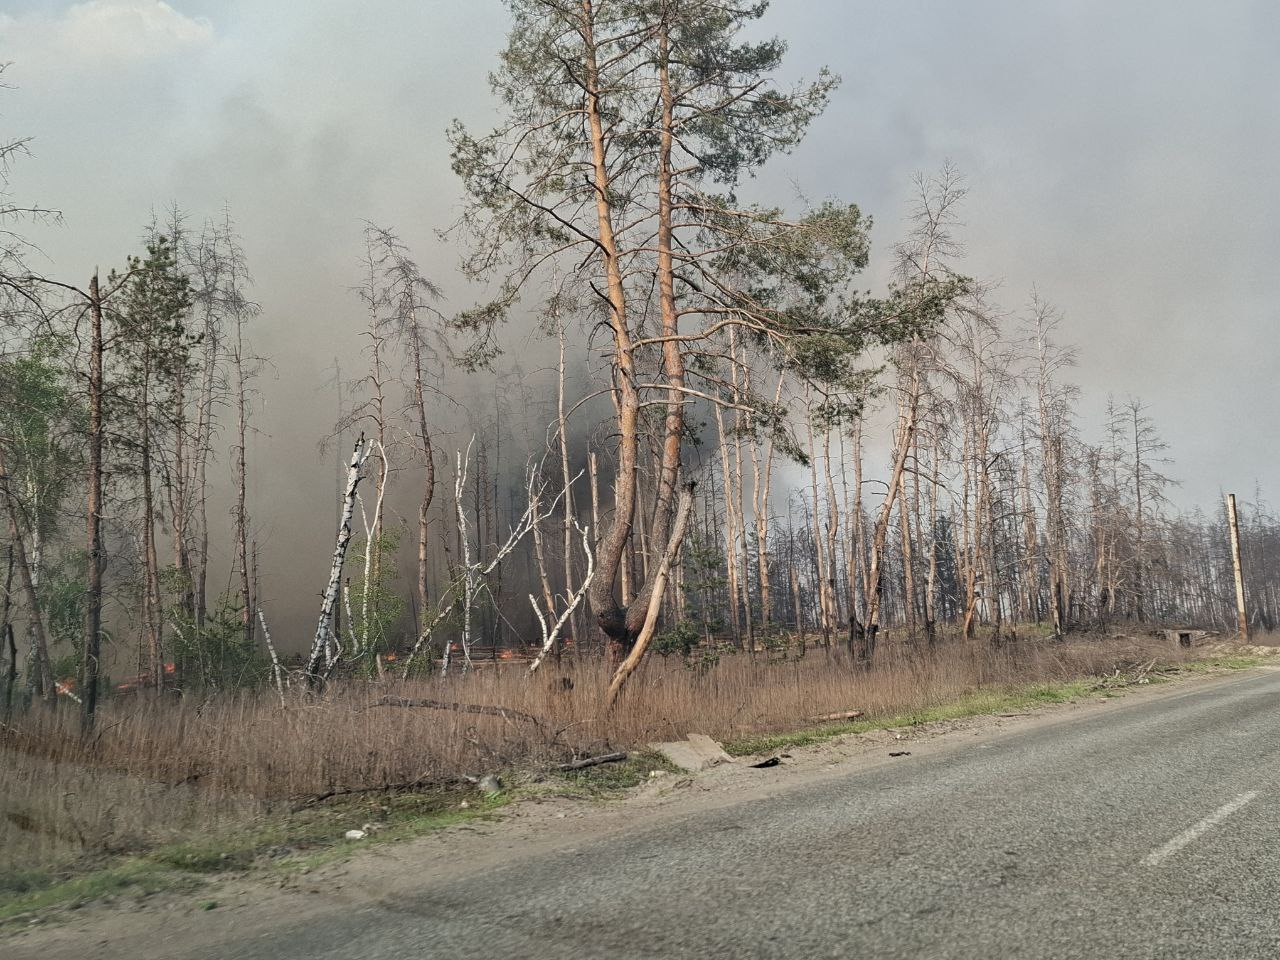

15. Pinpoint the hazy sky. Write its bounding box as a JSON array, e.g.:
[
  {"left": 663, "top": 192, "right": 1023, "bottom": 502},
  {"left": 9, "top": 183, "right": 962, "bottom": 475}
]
[{"left": 3, "top": 0, "right": 1278, "bottom": 623}]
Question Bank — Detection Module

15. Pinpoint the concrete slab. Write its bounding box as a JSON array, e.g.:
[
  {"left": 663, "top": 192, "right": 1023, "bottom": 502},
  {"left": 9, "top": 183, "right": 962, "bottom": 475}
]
[
  {"left": 650, "top": 733, "right": 735, "bottom": 772},
  {"left": 1163, "top": 629, "right": 1211, "bottom": 648}
]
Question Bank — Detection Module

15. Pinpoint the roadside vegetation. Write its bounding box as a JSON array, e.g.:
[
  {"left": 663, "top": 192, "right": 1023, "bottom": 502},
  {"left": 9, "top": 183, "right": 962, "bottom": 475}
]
[
  {"left": 4, "top": 0, "right": 1280, "bottom": 933},
  {"left": 3, "top": 633, "right": 1272, "bottom": 922}
]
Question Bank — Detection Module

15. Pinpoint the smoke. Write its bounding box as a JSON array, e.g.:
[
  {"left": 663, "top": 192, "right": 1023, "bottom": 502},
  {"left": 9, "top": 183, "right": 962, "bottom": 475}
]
[{"left": 5, "top": 0, "right": 1279, "bottom": 647}]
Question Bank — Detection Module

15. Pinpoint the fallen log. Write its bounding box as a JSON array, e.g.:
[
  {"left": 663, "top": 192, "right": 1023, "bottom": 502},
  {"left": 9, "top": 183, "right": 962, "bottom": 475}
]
[
  {"left": 368, "top": 696, "right": 541, "bottom": 726},
  {"left": 557, "top": 752, "right": 628, "bottom": 772},
  {"left": 288, "top": 776, "right": 472, "bottom": 811},
  {"left": 808, "top": 709, "right": 865, "bottom": 722}
]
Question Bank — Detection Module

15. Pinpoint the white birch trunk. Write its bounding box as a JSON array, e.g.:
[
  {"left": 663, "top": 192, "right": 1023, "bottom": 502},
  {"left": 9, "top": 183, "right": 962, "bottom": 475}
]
[
  {"left": 529, "top": 521, "right": 594, "bottom": 675},
  {"left": 306, "top": 436, "right": 369, "bottom": 680}
]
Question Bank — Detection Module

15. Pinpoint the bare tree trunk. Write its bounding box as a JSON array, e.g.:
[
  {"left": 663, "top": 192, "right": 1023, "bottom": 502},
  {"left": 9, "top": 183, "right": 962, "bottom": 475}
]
[
  {"left": 531, "top": 519, "right": 594, "bottom": 674},
  {"left": 82, "top": 273, "right": 106, "bottom": 727},
  {"left": 909, "top": 425, "right": 929, "bottom": 635},
  {"left": 1132, "top": 405, "right": 1146, "bottom": 623},
  {"left": 898, "top": 421, "right": 916, "bottom": 634},
  {"left": 138, "top": 359, "right": 166, "bottom": 691},
  {"left": 1020, "top": 453, "right": 1040, "bottom": 625},
  {"left": 192, "top": 292, "right": 219, "bottom": 632},
  {"left": 557, "top": 321, "right": 576, "bottom": 660},
  {"left": 713, "top": 401, "right": 741, "bottom": 641},
  {"left": 623, "top": 21, "right": 687, "bottom": 641},
  {"left": 731, "top": 337, "right": 754, "bottom": 647},
  {"left": 1227, "top": 493, "right": 1250, "bottom": 641},
  {"left": 750, "top": 373, "right": 784, "bottom": 627},
  {"left": 589, "top": 451, "right": 600, "bottom": 545},
  {"left": 822, "top": 421, "right": 842, "bottom": 629},
  {"left": 1, "top": 545, "right": 13, "bottom": 715},
  {"left": 804, "top": 396, "right": 832, "bottom": 644},
  {"left": 606, "top": 484, "right": 695, "bottom": 705},
  {"left": 169, "top": 358, "right": 196, "bottom": 631},
  {"left": 925, "top": 429, "right": 940, "bottom": 640},
  {"left": 618, "top": 475, "right": 633, "bottom": 611},
  {"left": 0, "top": 446, "right": 53, "bottom": 703},
  {"left": 307, "top": 437, "right": 369, "bottom": 681},
  {"left": 850, "top": 418, "right": 866, "bottom": 629},
  {"left": 532, "top": 488, "right": 557, "bottom": 636},
  {"left": 580, "top": 2, "right": 643, "bottom": 646},
  {"left": 789, "top": 511, "right": 804, "bottom": 636},
  {"left": 959, "top": 430, "right": 977, "bottom": 637},
  {"left": 232, "top": 327, "right": 253, "bottom": 658},
  {"left": 865, "top": 365, "right": 921, "bottom": 646}
]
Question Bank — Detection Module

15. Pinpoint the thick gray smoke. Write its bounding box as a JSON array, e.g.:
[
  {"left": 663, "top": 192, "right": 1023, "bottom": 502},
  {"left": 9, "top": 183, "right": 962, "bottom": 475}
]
[{"left": 5, "top": 0, "right": 1279, "bottom": 645}]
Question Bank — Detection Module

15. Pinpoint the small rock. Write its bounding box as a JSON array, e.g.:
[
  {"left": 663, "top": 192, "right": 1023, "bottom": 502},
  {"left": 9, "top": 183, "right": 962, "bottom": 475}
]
[
  {"left": 459, "top": 800, "right": 470, "bottom": 809},
  {"left": 344, "top": 829, "right": 367, "bottom": 840}
]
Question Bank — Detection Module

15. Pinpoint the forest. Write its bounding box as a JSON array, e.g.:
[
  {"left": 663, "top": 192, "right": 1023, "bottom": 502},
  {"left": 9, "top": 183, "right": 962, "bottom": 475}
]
[{"left": 1, "top": 0, "right": 1277, "bottom": 844}]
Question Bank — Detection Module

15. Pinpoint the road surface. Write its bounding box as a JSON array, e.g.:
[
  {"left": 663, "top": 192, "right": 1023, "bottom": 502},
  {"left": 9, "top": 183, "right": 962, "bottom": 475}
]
[{"left": 16, "top": 667, "right": 1280, "bottom": 959}]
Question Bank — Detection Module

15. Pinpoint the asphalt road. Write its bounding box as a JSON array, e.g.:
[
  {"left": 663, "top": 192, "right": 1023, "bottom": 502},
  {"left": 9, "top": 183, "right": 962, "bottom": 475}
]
[{"left": 44, "top": 669, "right": 1280, "bottom": 959}]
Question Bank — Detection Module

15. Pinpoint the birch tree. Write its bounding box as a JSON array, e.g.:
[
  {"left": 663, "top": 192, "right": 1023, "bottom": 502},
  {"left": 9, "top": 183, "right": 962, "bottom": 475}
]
[
  {"left": 1026, "top": 293, "right": 1078, "bottom": 637},
  {"left": 361, "top": 225, "right": 445, "bottom": 634}
]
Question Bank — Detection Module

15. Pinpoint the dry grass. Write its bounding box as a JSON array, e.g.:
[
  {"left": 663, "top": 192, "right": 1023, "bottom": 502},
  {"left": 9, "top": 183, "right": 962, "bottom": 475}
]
[{"left": 0, "top": 632, "right": 1249, "bottom": 879}]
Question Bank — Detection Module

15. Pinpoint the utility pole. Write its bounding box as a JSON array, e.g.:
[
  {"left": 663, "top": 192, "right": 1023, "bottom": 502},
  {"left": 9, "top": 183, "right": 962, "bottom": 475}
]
[{"left": 1226, "top": 493, "right": 1249, "bottom": 641}]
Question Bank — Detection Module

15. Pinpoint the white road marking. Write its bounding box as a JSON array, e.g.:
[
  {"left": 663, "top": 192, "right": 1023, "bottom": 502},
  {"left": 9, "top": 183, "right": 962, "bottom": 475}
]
[{"left": 1141, "top": 791, "right": 1260, "bottom": 866}]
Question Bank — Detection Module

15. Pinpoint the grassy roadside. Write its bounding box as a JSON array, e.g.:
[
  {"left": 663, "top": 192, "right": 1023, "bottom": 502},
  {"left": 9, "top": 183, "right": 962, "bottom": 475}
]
[
  {"left": 0, "top": 788, "right": 510, "bottom": 925},
  {"left": 0, "top": 754, "right": 678, "bottom": 925},
  {"left": 721, "top": 653, "right": 1268, "bottom": 757},
  {"left": 2, "top": 651, "right": 1268, "bottom": 926}
]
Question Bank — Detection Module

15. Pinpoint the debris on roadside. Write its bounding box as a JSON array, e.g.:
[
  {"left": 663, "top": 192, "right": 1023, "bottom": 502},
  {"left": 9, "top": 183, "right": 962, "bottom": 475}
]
[
  {"left": 808, "top": 709, "right": 865, "bottom": 723},
  {"left": 557, "top": 752, "right": 629, "bottom": 772},
  {"left": 750, "top": 757, "right": 782, "bottom": 769},
  {"left": 649, "top": 733, "right": 734, "bottom": 772},
  {"left": 889, "top": 751, "right": 911, "bottom": 758},
  {"left": 1093, "top": 658, "right": 1159, "bottom": 690}
]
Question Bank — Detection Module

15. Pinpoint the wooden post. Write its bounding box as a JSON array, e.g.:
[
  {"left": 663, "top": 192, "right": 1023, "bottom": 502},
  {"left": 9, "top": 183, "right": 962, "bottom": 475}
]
[{"left": 1226, "top": 493, "right": 1249, "bottom": 642}]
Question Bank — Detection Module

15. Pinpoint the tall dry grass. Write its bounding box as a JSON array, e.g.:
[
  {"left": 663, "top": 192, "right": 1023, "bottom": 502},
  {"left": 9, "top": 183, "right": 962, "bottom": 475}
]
[{"left": 0, "top": 633, "right": 1207, "bottom": 873}]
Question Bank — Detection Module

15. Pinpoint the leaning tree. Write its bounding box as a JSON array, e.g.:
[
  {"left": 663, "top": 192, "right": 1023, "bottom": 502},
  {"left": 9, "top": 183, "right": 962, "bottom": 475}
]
[{"left": 449, "top": 0, "right": 945, "bottom": 659}]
